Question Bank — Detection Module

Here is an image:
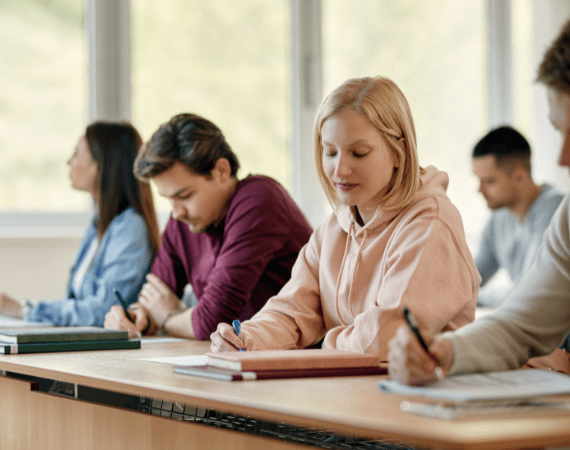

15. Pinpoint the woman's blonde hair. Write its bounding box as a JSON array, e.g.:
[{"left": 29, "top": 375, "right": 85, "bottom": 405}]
[{"left": 314, "top": 76, "right": 422, "bottom": 210}]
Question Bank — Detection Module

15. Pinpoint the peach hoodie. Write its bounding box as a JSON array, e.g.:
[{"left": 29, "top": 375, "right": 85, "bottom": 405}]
[{"left": 240, "top": 166, "right": 480, "bottom": 359}]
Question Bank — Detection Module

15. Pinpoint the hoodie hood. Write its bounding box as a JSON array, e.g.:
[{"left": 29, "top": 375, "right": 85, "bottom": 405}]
[{"left": 335, "top": 165, "right": 450, "bottom": 233}]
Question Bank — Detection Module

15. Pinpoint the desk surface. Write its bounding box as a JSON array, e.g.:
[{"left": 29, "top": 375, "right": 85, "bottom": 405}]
[{"left": 0, "top": 338, "right": 569, "bottom": 450}]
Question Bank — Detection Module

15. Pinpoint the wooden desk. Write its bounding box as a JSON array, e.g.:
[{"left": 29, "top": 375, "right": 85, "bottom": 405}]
[{"left": 0, "top": 339, "right": 569, "bottom": 450}]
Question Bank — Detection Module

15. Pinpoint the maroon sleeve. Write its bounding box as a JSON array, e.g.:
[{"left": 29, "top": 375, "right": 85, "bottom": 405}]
[
  {"left": 191, "top": 180, "right": 311, "bottom": 339},
  {"left": 150, "top": 218, "right": 190, "bottom": 298}
]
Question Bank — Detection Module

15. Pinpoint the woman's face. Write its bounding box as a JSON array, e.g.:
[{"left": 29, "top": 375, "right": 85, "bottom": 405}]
[
  {"left": 321, "top": 108, "right": 399, "bottom": 223},
  {"left": 67, "top": 135, "right": 98, "bottom": 196}
]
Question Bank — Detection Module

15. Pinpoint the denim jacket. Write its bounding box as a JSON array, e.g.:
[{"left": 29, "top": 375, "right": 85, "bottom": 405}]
[{"left": 26, "top": 207, "right": 153, "bottom": 326}]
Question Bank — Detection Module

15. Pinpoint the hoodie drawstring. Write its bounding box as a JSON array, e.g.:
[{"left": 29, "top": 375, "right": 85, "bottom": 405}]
[
  {"left": 348, "top": 228, "right": 367, "bottom": 318},
  {"left": 334, "top": 220, "right": 368, "bottom": 324},
  {"left": 334, "top": 219, "right": 354, "bottom": 324}
]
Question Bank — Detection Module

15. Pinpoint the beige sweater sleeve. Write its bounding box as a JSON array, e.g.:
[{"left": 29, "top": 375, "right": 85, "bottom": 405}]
[{"left": 447, "top": 194, "right": 570, "bottom": 374}]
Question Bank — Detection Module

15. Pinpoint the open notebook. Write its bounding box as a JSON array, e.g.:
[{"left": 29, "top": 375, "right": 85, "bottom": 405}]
[{"left": 379, "top": 369, "right": 570, "bottom": 406}]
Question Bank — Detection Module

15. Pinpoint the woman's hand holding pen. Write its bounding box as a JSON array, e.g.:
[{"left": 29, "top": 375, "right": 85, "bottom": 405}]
[
  {"left": 210, "top": 323, "right": 245, "bottom": 352},
  {"left": 387, "top": 326, "right": 454, "bottom": 386}
]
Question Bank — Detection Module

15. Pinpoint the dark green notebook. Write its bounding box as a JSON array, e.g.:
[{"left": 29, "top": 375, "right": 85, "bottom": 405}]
[
  {"left": 0, "top": 338, "right": 141, "bottom": 354},
  {"left": 0, "top": 326, "right": 128, "bottom": 344}
]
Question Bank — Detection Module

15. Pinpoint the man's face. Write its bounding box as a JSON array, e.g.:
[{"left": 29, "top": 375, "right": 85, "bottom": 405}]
[
  {"left": 547, "top": 87, "right": 570, "bottom": 171},
  {"left": 472, "top": 155, "right": 518, "bottom": 210},
  {"left": 151, "top": 161, "right": 230, "bottom": 234}
]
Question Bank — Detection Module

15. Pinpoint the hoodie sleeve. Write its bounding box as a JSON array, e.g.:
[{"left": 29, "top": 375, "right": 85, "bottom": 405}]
[{"left": 323, "top": 211, "right": 479, "bottom": 360}]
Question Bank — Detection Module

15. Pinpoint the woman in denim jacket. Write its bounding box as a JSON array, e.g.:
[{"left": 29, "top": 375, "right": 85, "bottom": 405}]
[{"left": 0, "top": 122, "right": 160, "bottom": 326}]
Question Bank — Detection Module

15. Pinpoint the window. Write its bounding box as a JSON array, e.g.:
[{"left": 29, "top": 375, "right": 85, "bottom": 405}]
[
  {"left": 1, "top": 0, "right": 558, "bottom": 234},
  {"left": 0, "top": 0, "right": 87, "bottom": 212},
  {"left": 512, "top": 0, "right": 533, "bottom": 136}
]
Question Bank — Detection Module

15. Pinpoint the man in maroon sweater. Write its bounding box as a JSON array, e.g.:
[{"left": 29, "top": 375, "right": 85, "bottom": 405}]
[{"left": 104, "top": 113, "right": 313, "bottom": 339}]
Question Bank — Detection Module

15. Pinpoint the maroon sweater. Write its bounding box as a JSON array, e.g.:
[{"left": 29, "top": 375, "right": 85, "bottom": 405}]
[{"left": 151, "top": 175, "right": 313, "bottom": 339}]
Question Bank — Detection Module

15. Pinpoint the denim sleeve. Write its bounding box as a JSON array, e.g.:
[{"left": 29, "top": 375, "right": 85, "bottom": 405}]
[{"left": 27, "top": 210, "right": 153, "bottom": 326}]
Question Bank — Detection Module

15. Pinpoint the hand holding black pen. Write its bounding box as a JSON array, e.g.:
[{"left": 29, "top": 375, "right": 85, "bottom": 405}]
[
  {"left": 402, "top": 306, "right": 443, "bottom": 380},
  {"left": 114, "top": 289, "right": 136, "bottom": 324}
]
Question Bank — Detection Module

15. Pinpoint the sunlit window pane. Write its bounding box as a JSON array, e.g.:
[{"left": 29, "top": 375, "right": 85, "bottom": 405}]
[
  {"left": 131, "top": 0, "right": 290, "bottom": 212},
  {"left": 512, "top": 0, "right": 533, "bottom": 140},
  {"left": 0, "top": 1, "right": 87, "bottom": 212}
]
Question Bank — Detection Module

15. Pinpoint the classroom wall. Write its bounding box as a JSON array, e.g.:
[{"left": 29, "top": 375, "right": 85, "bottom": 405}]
[{"left": 0, "top": 236, "right": 80, "bottom": 300}]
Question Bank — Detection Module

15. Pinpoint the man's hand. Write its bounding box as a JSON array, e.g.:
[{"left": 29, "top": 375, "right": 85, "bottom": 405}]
[
  {"left": 0, "top": 293, "right": 23, "bottom": 318},
  {"left": 138, "top": 274, "right": 181, "bottom": 327},
  {"left": 104, "top": 303, "right": 155, "bottom": 338},
  {"left": 388, "top": 325, "right": 454, "bottom": 385}
]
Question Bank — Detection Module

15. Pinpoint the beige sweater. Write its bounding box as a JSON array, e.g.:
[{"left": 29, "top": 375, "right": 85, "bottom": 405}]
[
  {"left": 447, "top": 193, "right": 570, "bottom": 374},
  {"left": 240, "top": 166, "right": 480, "bottom": 360}
]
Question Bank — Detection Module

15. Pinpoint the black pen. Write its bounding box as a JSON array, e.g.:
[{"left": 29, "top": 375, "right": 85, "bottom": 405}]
[
  {"left": 114, "top": 289, "right": 135, "bottom": 324},
  {"left": 402, "top": 306, "right": 443, "bottom": 379}
]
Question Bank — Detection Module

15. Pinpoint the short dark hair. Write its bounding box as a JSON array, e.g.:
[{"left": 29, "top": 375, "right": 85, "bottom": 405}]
[
  {"left": 134, "top": 113, "right": 240, "bottom": 180},
  {"left": 537, "top": 18, "right": 570, "bottom": 93},
  {"left": 472, "top": 126, "right": 531, "bottom": 173}
]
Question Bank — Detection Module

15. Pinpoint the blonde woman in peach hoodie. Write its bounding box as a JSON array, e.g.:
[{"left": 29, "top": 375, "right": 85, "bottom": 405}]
[{"left": 211, "top": 76, "right": 480, "bottom": 360}]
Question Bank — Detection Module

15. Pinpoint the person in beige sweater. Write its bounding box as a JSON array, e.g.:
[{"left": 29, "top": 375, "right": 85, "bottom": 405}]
[
  {"left": 388, "top": 18, "right": 570, "bottom": 385},
  {"left": 210, "top": 76, "right": 480, "bottom": 360}
]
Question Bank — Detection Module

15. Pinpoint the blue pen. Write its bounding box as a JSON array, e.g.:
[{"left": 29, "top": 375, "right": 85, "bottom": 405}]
[
  {"left": 232, "top": 319, "right": 246, "bottom": 351},
  {"left": 114, "top": 289, "right": 135, "bottom": 324}
]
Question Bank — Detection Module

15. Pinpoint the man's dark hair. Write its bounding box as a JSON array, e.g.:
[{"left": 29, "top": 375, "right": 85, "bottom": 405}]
[
  {"left": 134, "top": 113, "right": 240, "bottom": 180},
  {"left": 537, "top": 18, "right": 570, "bottom": 93},
  {"left": 473, "top": 126, "right": 532, "bottom": 173}
]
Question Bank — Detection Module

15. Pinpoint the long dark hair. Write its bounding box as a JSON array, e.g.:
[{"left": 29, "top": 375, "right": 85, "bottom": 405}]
[{"left": 85, "top": 121, "right": 160, "bottom": 257}]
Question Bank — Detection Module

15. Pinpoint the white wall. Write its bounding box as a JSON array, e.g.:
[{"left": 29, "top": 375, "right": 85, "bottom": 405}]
[{"left": 0, "top": 236, "right": 80, "bottom": 300}]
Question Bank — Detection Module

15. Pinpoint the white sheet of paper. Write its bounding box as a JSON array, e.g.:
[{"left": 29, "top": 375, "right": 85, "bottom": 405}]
[
  {"left": 380, "top": 369, "right": 570, "bottom": 405},
  {"left": 142, "top": 355, "right": 208, "bottom": 366},
  {"left": 0, "top": 314, "right": 49, "bottom": 328}
]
